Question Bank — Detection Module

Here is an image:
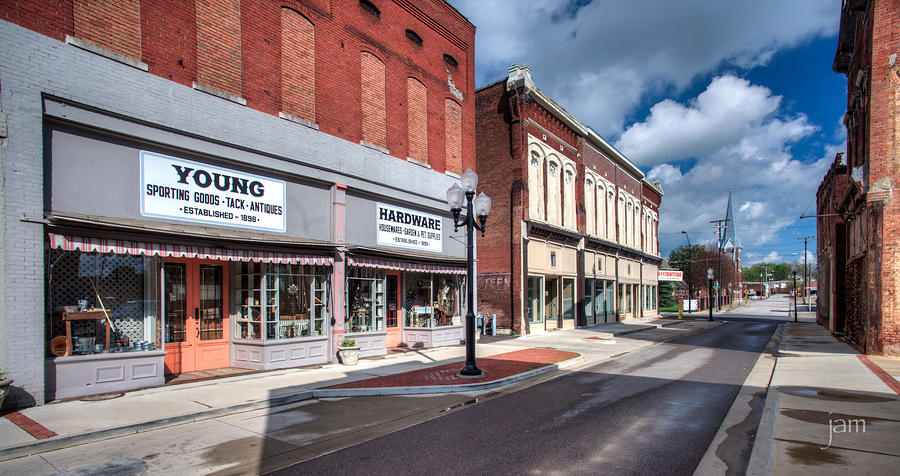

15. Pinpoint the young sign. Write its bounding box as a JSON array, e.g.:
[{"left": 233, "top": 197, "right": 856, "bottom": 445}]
[{"left": 140, "top": 151, "right": 286, "bottom": 232}]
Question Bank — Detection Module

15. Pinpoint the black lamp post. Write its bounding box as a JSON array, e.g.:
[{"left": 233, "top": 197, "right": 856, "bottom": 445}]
[
  {"left": 707, "top": 267, "right": 714, "bottom": 321},
  {"left": 447, "top": 169, "right": 491, "bottom": 378},
  {"left": 681, "top": 231, "right": 693, "bottom": 313},
  {"left": 792, "top": 263, "right": 798, "bottom": 322}
]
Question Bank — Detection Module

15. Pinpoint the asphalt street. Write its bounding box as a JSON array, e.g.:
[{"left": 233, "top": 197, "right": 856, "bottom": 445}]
[{"left": 272, "top": 320, "right": 777, "bottom": 475}]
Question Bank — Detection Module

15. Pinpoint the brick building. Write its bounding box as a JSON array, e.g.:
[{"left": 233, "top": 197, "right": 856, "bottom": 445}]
[
  {"left": 0, "top": 0, "right": 475, "bottom": 407},
  {"left": 476, "top": 65, "right": 663, "bottom": 335},
  {"left": 817, "top": 0, "right": 899, "bottom": 355}
]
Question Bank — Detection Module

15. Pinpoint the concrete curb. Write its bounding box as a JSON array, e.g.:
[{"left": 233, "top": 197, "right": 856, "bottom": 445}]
[
  {"left": 313, "top": 355, "right": 585, "bottom": 397},
  {"left": 694, "top": 323, "right": 784, "bottom": 476},
  {"left": 743, "top": 324, "right": 785, "bottom": 476},
  {"left": 0, "top": 355, "right": 584, "bottom": 462}
]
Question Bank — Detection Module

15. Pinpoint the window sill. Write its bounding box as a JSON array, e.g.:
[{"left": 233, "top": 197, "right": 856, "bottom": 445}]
[
  {"left": 66, "top": 35, "right": 149, "bottom": 72},
  {"left": 279, "top": 112, "right": 319, "bottom": 130},
  {"left": 192, "top": 82, "right": 247, "bottom": 106},
  {"left": 361, "top": 141, "right": 389, "bottom": 154},
  {"left": 406, "top": 157, "right": 431, "bottom": 169}
]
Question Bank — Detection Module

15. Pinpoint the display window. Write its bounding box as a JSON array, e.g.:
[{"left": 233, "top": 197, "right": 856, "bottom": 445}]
[
  {"left": 48, "top": 249, "right": 162, "bottom": 356},
  {"left": 232, "top": 262, "right": 330, "bottom": 340},
  {"left": 346, "top": 267, "right": 386, "bottom": 333},
  {"left": 562, "top": 278, "right": 575, "bottom": 320},
  {"left": 404, "top": 272, "right": 463, "bottom": 327},
  {"left": 527, "top": 276, "right": 544, "bottom": 323}
]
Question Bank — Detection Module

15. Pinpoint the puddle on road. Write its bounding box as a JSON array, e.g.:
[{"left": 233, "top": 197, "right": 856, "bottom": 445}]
[
  {"left": 786, "top": 441, "right": 847, "bottom": 466},
  {"left": 781, "top": 409, "right": 897, "bottom": 425},
  {"left": 778, "top": 386, "right": 896, "bottom": 403}
]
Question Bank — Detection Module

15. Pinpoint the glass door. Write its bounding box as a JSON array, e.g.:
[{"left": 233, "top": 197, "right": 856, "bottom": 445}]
[
  {"left": 164, "top": 260, "right": 230, "bottom": 374},
  {"left": 545, "top": 277, "right": 559, "bottom": 330}
]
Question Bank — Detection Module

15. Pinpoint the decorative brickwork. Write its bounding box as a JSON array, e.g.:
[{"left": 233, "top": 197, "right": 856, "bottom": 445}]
[
  {"left": 195, "top": 0, "right": 242, "bottom": 98},
  {"left": 407, "top": 77, "right": 427, "bottom": 162},
  {"left": 74, "top": 0, "right": 141, "bottom": 60},
  {"left": 281, "top": 8, "right": 315, "bottom": 123},
  {"left": 360, "top": 51, "right": 387, "bottom": 149},
  {"left": 444, "top": 98, "right": 462, "bottom": 174}
]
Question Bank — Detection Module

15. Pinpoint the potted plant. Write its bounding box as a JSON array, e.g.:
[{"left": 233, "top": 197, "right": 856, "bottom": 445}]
[
  {"left": 337, "top": 337, "right": 360, "bottom": 366},
  {"left": 0, "top": 368, "right": 12, "bottom": 409}
]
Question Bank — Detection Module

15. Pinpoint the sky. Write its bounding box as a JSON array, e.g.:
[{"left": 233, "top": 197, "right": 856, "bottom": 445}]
[{"left": 451, "top": 0, "right": 847, "bottom": 266}]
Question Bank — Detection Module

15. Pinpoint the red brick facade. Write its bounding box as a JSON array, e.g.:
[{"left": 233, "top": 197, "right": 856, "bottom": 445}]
[
  {"left": 821, "top": 0, "right": 900, "bottom": 355},
  {"left": 0, "top": 0, "right": 476, "bottom": 174},
  {"left": 476, "top": 67, "right": 663, "bottom": 334},
  {"left": 74, "top": 0, "right": 142, "bottom": 60}
]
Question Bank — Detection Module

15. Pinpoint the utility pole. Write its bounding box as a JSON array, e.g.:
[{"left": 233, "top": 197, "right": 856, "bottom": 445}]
[
  {"left": 711, "top": 219, "right": 728, "bottom": 310},
  {"left": 681, "top": 231, "right": 693, "bottom": 313},
  {"left": 798, "top": 236, "right": 814, "bottom": 308}
]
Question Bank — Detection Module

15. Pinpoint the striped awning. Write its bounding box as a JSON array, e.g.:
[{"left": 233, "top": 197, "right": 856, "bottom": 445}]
[
  {"left": 347, "top": 255, "right": 465, "bottom": 275},
  {"left": 49, "top": 233, "right": 332, "bottom": 266}
]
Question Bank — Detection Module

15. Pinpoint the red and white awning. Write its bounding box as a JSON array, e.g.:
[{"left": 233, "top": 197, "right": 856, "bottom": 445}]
[
  {"left": 49, "top": 233, "right": 332, "bottom": 266},
  {"left": 347, "top": 255, "right": 465, "bottom": 275}
]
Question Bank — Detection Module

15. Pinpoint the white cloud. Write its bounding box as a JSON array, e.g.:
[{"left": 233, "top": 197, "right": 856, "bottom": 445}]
[
  {"left": 453, "top": 0, "right": 838, "bottom": 136},
  {"left": 616, "top": 76, "right": 784, "bottom": 166},
  {"left": 621, "top": 76, "right": 840, "bottom": 260}
]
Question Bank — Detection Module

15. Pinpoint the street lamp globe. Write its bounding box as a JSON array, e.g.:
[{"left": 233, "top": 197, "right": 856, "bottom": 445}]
[
  {"left": 474, "top": 192, "right": 492, "bottom": 218},
  {"left": 460, "top": 168, "right": 479, "bottom": 192},
  {"left": 446, "top": 183, "right": 465, "bottom": 211}
]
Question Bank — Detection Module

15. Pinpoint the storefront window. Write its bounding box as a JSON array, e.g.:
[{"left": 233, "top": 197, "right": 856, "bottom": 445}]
[
  {"left": 347, "top": 267, "right": 385, "bottom": 333},
  {"left": 583, "top": 279, "right": 593, "bottom": 322},
  {"left": 233, "top": 262, "right": 329, "bottom": 340},
  {"left": 594, "top": 279, "right": 605, "bottom": 319},
  {"left": 562, "top": 278, "right": 575, "bottom": 320},
  {"left": 48, "top": 249, "right": 161, "bottom": 355},
  {"left": 527, "top": 276, "right": 543, "bottom": 323},
  {"left": 405, "top": 272, "right": 463, "bottom": 327},
  {"left": 605, "top": 280, "right": 615, "bottom": 315}
]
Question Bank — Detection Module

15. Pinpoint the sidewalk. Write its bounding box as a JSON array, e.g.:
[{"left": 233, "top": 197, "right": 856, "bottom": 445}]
[
  {"left": 0, "top": 317, "right": 712, "bottom": 462},
  {"left": 748, "top": 322, "right": 900, "bottom": 475}
]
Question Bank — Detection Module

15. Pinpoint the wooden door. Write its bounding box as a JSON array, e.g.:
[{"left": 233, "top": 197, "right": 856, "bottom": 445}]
[{"left": 164, "top": 260, "right": 230, "bottom": 374}]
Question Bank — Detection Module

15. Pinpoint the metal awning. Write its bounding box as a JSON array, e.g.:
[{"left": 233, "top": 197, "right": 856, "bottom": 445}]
[
  {"left": 347, "top": 255, "right": 465, "bottom": 275},
  {"left": 49, "top": 233, "right": 332, "bottom": 265}
]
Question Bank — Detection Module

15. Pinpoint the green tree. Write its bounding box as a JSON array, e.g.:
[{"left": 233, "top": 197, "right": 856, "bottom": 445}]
[{"left": 658, "top": 281, "right": 675, "bottom": 308}]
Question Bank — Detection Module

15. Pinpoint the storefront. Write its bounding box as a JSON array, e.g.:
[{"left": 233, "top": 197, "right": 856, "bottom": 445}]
[
  {"left": 45, "top": 233, "right": 333, "bottom": 399},
  {"left": 524, "top": 232, "right": 579, "bottom": 333},
  {"left": 583, "top": 250, "right": 617, "bottom": 325},
  {"left": 617, "top": 257, "right": 642, "bottom": 320}
]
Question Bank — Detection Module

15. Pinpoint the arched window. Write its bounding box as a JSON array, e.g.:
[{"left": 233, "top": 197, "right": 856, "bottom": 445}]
[
  {"left": 563, "top": 166, "right": 576, "bottom": 229},
  {"left": 607, "top": 188, "right": 615, "bottom": 239},
  {"left": 445, "top": 98, "right": 462, "bottom": 174},
  {"left": 407, "top": 78, "right": 427, "bottom": 162},
  {"left": 617, "top": 193, "right": 626, "bottom": 244},
  {"left": 596, "top": 182, "right": 606, "bottom": 238},
  {"left": 626, "top": 200, "right": 633, "bottom": 246},
  {"left": 528, "top": 149, "right": 544, "bottom": 220},
  {"left": 281, "top": 8, "right": 315, "bottom": 123},
  {"left": 547, "top": 158, "right": 561, "bottom": 225},
  {"left": 443, "top": 54, "right": 458, "bottom": 68},
  {"left": 359, "top": 0, "right": 380, "bottom": 18},
  {"left": 405, "top": 29, "right": 422, "bottom": 46},
  {"left": 361, "top": 52, "right": 386, "bottom": 149},
  {"left": 585, "top": 177, "right": 595, "bottom": 236}
]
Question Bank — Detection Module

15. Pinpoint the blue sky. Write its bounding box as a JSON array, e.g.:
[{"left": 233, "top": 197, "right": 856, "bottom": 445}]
[{"left": 452, "top": 0, "right": 847, "bottom": 266}]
